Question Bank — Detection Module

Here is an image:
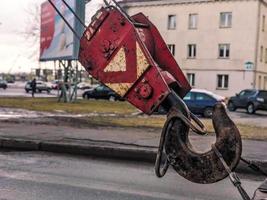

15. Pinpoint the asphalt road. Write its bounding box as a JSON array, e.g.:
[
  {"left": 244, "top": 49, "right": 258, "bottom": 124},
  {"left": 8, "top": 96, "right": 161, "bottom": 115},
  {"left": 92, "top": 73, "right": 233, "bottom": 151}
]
[{"left": 0, "top": 151, "right": 264, "bottom": 200}]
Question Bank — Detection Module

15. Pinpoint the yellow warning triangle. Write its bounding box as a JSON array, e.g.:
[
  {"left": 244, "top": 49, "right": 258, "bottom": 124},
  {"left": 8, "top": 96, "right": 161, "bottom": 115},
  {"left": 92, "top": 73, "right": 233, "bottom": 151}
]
[
  {"left": 136, "top": 42, "right": 149, "bottom": 77},
  {"left": 104, "top": 47, "right": 126, "bottom": 72}
]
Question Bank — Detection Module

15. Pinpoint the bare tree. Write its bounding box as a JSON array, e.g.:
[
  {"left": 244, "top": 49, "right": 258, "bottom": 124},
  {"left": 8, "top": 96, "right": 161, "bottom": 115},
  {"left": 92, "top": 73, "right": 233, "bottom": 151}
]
[{"left": 22, "top": 2, "right": 41, "bottom": 60}]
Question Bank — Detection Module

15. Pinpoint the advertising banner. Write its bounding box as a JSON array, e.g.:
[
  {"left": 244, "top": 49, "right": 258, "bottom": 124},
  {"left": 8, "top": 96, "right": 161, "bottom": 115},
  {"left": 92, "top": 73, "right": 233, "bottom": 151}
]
[{"left": 40, "top": 0, "right": 85, "bottom": 61}]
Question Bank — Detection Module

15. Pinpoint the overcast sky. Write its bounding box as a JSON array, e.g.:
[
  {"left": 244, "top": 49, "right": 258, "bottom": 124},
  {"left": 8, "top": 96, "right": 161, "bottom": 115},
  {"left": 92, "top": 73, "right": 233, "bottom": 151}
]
[{"left": 0, "top": 0, "right": 103, "bottom": 73}]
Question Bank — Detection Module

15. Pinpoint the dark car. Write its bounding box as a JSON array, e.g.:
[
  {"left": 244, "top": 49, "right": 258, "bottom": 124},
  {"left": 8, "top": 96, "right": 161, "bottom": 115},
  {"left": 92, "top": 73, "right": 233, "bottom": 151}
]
[
  {"left": 0, "top": 80, "right": 7, "bottom": 89},
  {"left": 82, "top": 85, "right": 122, "bottom": 101},
  {"left": 183, "top": 89, "right": 225, "bottom": 118},
  {"left": 227, "top": 89, "right": 267, "bottom": 114},
  {"left": 25, "top": 81, "right": 51, "bottom": 93}
]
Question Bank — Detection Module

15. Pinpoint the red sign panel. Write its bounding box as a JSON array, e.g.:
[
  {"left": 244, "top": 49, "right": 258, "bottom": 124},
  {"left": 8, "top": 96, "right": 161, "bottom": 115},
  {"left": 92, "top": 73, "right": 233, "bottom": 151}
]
[{"left": 40, "top": 1, "right": 55, "bottom": 57}]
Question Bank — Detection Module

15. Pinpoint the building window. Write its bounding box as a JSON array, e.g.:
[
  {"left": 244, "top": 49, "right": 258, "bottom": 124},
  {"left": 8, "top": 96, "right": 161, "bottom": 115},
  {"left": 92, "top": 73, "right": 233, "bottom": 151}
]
[
  {"left": 188, "top": 44, "right": 196, "bottom": 58},
  {"left": 260, "top": 46, "right": 263, "bottom": 62},
  {"left": 217, "top": 74, "right": 229, "bottom": 89},
  {"left": 167, "top": 44, "right": 175, "bottom": 56},
  {"left": 168, "top": 15, "right": 176, "bottom": 30},
  {"left": 259, "top": 76, "right": 262, "bottom": 89},
  {"left": 218, "top": 44, "right": 230, "bottom": 58},
  {"left": 264, "top": 76, "right": 267, "bottom": 90},
  {"left": 189, "top": 14, "right": 198, "bottom": 29},
  {"left": 187, "top": 73, "right": 195, "bottom": 87},
  {"left": 265, "top": 48, "right": 267, "bottom": 63},
  {"left": 262, "top": 15, "right": 265, "bottom": 32},
  {"left": 220, "top": 12, "right": 232, "bottom": 28}
]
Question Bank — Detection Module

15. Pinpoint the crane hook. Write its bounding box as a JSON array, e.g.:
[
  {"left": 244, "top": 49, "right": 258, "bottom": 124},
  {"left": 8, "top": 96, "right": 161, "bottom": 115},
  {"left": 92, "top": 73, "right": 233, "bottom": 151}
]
[{"left": 155, "top": 96, "right": 242, "bottom": 184}]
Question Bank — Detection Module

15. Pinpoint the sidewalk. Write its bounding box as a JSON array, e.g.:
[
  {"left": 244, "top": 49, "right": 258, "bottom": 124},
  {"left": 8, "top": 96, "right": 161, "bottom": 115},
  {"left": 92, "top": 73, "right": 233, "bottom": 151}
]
[{"left": 0, "top": 121, "right": 266, "bottom": 175}]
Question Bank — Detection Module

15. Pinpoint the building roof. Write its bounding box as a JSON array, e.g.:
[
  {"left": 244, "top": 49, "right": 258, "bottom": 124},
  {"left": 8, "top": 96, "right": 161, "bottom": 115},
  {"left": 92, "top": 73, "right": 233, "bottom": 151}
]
[
  {"left": 120, "top": 0, "right": 261, "bottom": 7},
  {"left": 120, "top": 0, "right": 215, "bottom": 7},
  {"left": 122, "top": 0, "right": 162, "bottom": 2}
]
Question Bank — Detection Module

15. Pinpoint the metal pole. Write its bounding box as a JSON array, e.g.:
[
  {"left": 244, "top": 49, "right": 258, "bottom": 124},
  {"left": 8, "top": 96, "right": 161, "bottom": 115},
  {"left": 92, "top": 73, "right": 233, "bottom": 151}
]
[
  {"left": 61, "top": 0, "right": 87, "bottom": 29},
  {"left": 103, "top": 0, "right": 110, "bottom": 6},
  {"left": 48, "top": 0, "right": 81, "bottom": 40}
]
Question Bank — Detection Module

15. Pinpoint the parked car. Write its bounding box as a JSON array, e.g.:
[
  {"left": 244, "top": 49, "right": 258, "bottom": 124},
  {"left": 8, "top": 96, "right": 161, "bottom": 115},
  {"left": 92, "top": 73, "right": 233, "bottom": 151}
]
[
  {"left": 77, "top": 82, "right": 92, "bottom": 90},
  {"left": 0, "top": 80, "right": 7, "bottom": 89},
  {"left": 25, "top": 81, "right": 52, "bottom": 93},
  {"left": 182, "top": 89, "right": 226, "bottom": 118},
  {"left": 227, "top": 89, "right": 267, "bottom": 114},
  {"left": 82, "top": 85, "right": 122, "bottom": 101}
]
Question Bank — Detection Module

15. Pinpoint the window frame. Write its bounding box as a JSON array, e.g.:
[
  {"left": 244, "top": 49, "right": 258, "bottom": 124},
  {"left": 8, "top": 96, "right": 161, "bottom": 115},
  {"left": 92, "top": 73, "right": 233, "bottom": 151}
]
[
  {"left": 188, "top": 13, "right": 198, "bottom": 30},
  {"left": 167, "top": 44, "right": 176, "bottom": 56},
  {"left": 259, "top": 75, "right": 262, "bottom": 89},
  {"left": 220, "top": 12, "right": 232, "bottom": 28},
  {"left": 260, "top": 46, "right": 264, "bottom": 62},
  {"left": 167, "top": 15, "right": 176, "bottom": 30},
  {"left": 262, "top": 15, "right": 265, "bottom": 32},
  {"left": 217, "top": 74, "right": 229, "bottom": 90},
  {"left": 218, "top": 44, "right": 230, "bottom": 59},
  {"left": 187, "top": 73, "right": 195, "bottom": 87},
  {"left": 188, "top": 44, "right": 197, "bottom": 59}
]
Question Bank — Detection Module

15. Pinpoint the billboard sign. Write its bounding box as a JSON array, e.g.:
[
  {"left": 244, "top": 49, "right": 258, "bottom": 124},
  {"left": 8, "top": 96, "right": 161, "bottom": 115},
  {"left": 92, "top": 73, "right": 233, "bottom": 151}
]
[{"left": 40, "top": 0, "right": 85, "bottom": 61}]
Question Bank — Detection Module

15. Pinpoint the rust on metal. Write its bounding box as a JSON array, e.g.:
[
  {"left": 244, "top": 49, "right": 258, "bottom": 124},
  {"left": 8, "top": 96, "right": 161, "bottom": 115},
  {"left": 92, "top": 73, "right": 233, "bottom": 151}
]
[{"left": 164, "top": 103, "right": 242, "bottom": 184}]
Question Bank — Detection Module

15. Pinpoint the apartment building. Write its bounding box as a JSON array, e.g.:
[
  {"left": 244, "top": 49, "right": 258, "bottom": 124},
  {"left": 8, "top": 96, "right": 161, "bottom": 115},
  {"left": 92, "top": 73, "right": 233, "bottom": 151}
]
[{"left": 121, "top": 0, "right": 267, "bottom": 96}]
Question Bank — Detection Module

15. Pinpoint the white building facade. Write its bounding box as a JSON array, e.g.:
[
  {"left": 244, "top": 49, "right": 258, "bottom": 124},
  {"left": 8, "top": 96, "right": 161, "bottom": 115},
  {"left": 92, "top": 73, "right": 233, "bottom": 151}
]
[{"left": 121, "top": 0, "right": 267, "bottom": 96}]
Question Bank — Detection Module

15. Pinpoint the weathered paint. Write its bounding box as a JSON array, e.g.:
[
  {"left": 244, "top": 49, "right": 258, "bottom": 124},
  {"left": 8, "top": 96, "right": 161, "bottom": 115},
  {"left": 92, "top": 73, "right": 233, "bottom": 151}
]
[
  {"left": 136, "top": 42, "right": 150, "bottom": 78},
  {"left": 106, "top": 83, "right": 132, "bottom": 96},
  {"left": 105, "top": 42, "right": 150, "bottom": 96},
  {"left": 104, "top": 47, "right": 127, "bottom": 73},
  {"left": 78, "top": 6, "right": 190, "bottom": 114}
]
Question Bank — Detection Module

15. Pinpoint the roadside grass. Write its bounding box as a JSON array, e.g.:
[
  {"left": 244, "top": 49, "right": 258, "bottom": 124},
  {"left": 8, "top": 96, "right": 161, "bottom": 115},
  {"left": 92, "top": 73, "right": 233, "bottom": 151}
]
[
  {"left": 85, "top": 115, "right": 166, "bottom": 129},
  {"left": 83, "top": 116, "right": 267, "bottom": 140},
  {"left": 0, "top": 97, "right": 266, "bottom": 140},
  {"left": 198, "top": 119, "right": 267, "bottom": 140}
]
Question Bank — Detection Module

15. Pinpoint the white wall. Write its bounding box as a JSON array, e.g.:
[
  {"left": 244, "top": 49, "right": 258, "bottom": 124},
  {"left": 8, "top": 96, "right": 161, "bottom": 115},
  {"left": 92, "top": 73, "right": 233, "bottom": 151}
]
[{"left": 124, "top": 0, "right": 261, "bottom": 96}]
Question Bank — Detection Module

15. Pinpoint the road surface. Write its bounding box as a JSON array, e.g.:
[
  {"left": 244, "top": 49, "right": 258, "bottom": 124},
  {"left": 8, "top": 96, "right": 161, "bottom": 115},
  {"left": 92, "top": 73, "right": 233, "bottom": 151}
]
[{"left": 0, "top": 151, "right": 263, "bottom": 200}]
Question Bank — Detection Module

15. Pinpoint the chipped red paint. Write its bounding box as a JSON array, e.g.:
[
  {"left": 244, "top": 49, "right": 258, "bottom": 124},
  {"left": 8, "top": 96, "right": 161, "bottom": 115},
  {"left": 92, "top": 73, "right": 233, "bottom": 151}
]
[{"left": 78, "top": 6, "right": 191, "bottom": 114}]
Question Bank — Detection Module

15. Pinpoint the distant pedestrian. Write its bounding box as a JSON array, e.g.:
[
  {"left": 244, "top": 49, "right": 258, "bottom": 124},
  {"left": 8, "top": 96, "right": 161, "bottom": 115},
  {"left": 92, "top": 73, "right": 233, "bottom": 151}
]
[{"left": 31, "top": 78, "right": 36, "bottom": 97}]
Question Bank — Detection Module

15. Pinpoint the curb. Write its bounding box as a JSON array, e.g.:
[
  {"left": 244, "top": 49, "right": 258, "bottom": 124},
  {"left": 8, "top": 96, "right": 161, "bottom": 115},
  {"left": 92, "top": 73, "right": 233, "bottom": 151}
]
[
  {"left": 1, "top": 138, "right": 40, "bottom": 150},
  {"left": 40, "top": 141, "right": 157, "bottom": 162},
  {"left": 0, "top": 137, "right": 266, "bottom": 176}
]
